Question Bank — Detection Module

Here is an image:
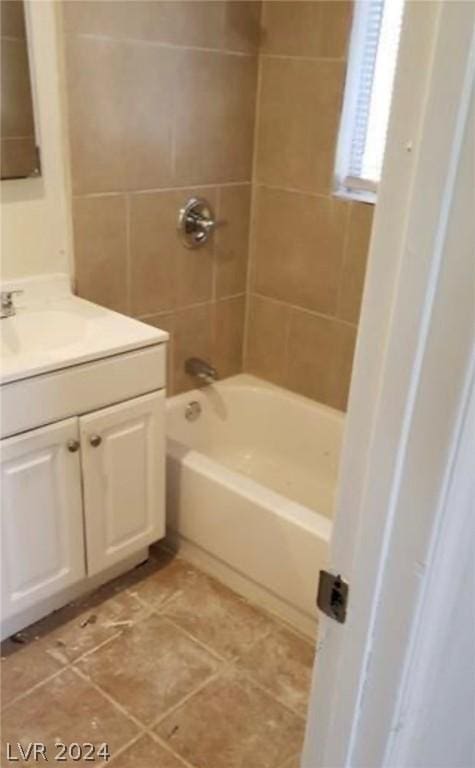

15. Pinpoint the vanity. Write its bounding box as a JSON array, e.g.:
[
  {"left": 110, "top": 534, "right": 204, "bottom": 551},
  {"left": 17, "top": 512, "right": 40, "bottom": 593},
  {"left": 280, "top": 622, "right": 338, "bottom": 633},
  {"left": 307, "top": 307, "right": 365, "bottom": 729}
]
[{"left": 0, "top": 275, "right": 168, "bottom": 640}]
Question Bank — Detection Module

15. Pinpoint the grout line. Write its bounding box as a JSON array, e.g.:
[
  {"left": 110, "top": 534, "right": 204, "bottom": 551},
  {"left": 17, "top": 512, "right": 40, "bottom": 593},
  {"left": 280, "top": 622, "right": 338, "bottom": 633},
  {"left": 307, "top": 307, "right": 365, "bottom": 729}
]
[
  {"left": 212, "top": 186, "right": 221, "bottom": 302},
  {"left": 230, "top": 662, "right": 307, "bottom": 722},
  {"left": 260, "top": 52, "right": 347, "bottom": 64},
  {"left": 72, "top": 665, "right": 147, "bottom": 731},
  {"left": 243, "top": 8, "right": 265, "bottom": 370},
  {"left": 69, "top": 629, "right": 124, "bottom": 665},
  {"left": 134, "top": 293, "right": 246, "bottom": 322},
  {"left": 149, "top": 668, "right": 224, "bottom": 731},
  {"left": 155, "top": 612, "right": 230, "bottom": 665},
  {"left": 0, "top": 663, "right": 68, "bottom": 713},
  {"left": 148, "top": 730, "right": 198, "bottom": 768},
  {"left": 72, "top": 180, "right": 252, "bottom": 200},
  {"left": 107, "top": 732, "right": 145, "bottom": 765},
  {"left": 124, "top": 193, "right": 132, "bottom": 315},
  {"left": 68, "top": 31, "right": 258, "bottom": 59},
  {"left": 249, "top": 291, "right": 359, "bottom": 331},
  {"left": 254, "top": 181, "right": 333, "bottom": 202}
]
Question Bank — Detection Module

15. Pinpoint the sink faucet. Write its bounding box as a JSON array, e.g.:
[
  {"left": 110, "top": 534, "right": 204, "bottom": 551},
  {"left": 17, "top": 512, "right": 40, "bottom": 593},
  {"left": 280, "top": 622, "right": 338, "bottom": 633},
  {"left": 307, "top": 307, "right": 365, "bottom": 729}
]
[
  {"left": 185, "top": 357, "right": 218, "bottom": 384},
  {"left": 0, "top": 290, "right": 23, "bottom": 318}
]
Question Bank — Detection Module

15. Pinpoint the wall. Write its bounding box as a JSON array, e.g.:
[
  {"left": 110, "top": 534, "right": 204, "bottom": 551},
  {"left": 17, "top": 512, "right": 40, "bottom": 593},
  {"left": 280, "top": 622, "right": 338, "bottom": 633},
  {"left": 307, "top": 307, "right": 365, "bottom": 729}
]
[
  {"left": 244, "top": 1, "right": 373, "bottom": 410},
  {"left": 61, "top": 0, "right": 260, "bottom": 394},
  {"left": 1, "top": 1, "right": 71, "bottom": 281}
]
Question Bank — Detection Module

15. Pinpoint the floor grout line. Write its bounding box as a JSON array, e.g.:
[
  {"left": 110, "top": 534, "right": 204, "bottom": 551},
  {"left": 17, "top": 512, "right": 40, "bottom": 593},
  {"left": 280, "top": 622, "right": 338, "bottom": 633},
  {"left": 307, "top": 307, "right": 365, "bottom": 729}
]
[
  {"left": 2, "top": 549, "right": 314, "bottom": 763},
  {"left": 148, "top": 730, "right": 199, "bottom": 768},
  {"left": 72, "top": 665, "right": 147, "bottom": 732},
  {"left": 149, "top": 668, "right": 224, "bottom": 732}
]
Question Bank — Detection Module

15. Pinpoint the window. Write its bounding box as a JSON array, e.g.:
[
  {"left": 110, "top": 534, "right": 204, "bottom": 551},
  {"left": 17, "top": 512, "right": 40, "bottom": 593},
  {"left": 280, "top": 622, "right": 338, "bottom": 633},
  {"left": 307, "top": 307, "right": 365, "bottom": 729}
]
[{"left": 335, "top": 0, "right": 405, "bottom": 203}]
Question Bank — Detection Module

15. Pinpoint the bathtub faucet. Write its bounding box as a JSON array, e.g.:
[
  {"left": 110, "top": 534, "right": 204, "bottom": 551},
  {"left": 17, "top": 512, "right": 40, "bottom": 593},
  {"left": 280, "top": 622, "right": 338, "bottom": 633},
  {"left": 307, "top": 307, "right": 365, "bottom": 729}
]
[{"left": 185, "top": 357, "right": 218, "bottom": 384}]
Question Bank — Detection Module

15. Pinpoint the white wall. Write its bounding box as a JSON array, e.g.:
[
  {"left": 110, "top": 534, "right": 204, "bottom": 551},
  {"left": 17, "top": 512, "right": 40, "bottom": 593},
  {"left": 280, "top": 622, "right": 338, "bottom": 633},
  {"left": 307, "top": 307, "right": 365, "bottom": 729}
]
[{"left": 0, "top": 0, "right": 71, "bottom": 281}]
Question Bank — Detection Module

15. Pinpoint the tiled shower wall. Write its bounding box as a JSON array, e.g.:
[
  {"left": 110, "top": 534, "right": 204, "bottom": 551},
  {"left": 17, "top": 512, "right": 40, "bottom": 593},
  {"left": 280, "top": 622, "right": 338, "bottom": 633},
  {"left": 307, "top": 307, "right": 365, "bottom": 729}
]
[
  {"left": 63, "top": 1, "right": 373, "bottom": 408},
  {"left": 244, "top": 1, "right": 373, "bottom": 410},
  {"left": 61, "top": 1, "right": 260, "bottom": 393}
]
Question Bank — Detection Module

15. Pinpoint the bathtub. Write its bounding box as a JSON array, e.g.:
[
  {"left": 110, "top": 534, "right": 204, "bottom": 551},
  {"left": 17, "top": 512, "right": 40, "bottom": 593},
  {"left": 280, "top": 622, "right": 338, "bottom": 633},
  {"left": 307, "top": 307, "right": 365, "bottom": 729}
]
[{"left": 166, "top": 374, "right": 344, "bottom": 636}]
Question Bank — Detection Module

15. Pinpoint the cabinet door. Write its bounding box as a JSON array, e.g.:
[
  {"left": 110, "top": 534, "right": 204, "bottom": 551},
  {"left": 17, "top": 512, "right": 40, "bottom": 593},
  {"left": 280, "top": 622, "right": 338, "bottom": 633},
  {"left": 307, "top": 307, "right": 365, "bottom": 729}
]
[
  {"left": 1, "top": 418, "right": 86, "bottom": 621},
  {"left": 80, "top": 391, "right": 165, "bottom": 576}
]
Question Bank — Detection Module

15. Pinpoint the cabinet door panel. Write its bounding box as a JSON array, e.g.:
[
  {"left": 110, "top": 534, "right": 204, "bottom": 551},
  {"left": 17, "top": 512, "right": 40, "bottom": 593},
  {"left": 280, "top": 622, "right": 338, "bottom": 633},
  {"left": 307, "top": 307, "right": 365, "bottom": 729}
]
[
  {"left": 80, "top": 391, "right": 165, "bottom": 576},
  {"left": 1, "top": 418, "right": 85, "bottom": 621}
]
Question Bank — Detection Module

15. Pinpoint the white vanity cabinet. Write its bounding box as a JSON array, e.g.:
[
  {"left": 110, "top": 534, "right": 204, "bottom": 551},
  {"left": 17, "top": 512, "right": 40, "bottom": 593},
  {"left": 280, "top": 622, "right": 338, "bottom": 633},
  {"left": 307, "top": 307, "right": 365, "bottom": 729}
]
[
  {"left": 80, "top": 391, "right": 165, "bottom": 576},
  {"left": 1, "top": 418, "right": 86, "bottom": 621},
  {"left": 1, "top": 390, "right": 165, "bottom": 633},
  {"left": 0, "top": 282, "right": 169, "bottom": 640}
]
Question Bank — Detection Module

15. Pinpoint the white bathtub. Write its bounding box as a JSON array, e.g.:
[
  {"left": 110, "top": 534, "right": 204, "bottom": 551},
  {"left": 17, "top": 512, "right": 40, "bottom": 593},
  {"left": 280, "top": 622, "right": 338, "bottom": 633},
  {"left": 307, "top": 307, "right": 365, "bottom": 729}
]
[{"left": 166, "top": 374, "right": 344, "bottom": 635}]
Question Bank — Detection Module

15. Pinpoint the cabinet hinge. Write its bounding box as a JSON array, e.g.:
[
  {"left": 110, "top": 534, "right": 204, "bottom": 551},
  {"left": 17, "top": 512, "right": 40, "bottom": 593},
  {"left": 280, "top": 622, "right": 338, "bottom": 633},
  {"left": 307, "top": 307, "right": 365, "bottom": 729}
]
[{"left": 317, "top": 570, "right": 349, "bottom": 624}]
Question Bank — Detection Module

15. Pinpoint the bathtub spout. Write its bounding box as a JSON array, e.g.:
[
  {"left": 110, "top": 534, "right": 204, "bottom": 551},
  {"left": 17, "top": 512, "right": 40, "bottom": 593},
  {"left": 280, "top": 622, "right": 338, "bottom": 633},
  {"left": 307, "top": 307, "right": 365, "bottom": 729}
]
[{"left": 185, "top": 357, "right": 218, "bottom": 384}]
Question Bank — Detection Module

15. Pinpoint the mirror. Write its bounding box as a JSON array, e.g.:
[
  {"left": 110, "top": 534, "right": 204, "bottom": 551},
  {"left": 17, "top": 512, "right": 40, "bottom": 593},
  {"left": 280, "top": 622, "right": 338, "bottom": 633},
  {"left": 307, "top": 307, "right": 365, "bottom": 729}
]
[{"left": 1, "top": 0, "right": 40, "bottom": 179}]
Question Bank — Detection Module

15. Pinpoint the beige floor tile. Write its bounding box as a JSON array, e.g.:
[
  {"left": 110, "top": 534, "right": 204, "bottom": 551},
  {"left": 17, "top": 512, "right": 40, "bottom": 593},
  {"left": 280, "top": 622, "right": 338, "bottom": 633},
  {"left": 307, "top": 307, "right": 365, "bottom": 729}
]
[
  {"left": 127, "top": 553, "right": 198, "bottom": 611},
  {"left": 21, "top": 586, "right": 147, "bottom": 666},
  {"left": 155, "top": 668, "right": 305, "bottom": 768},
  {"left": 110, "top": 734, "right": 189, "bottom": 767},
  {"left": 1, "top": 668, "right": 139, "bottom": 765},
  {"left": 1, "top": 637, "right": 62, "bottom": 708},
  {"left": 77, "top": 613, "right": 220, "bottom": 725},
  {"left": 162, "top": 570, "right": 275, "bottom": 660},
  {"left": 236, "top": 625, "right": 315, "bottom": 716}
]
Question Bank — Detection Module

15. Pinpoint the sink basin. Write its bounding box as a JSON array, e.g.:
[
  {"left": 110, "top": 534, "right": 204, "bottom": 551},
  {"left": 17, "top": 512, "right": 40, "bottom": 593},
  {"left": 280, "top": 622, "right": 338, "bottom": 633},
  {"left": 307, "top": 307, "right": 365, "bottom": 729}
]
[
  {"left": 2, "top": 308, "right": 86, "bottom": 358},
  {"left": 0, "top": 283, "right": 168, "bottom": 385}
]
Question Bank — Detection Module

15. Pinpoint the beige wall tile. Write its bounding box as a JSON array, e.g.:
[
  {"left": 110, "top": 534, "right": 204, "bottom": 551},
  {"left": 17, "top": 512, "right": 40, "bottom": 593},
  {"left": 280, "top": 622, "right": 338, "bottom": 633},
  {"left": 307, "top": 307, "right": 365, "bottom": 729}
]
[
  {"left": 65, "top": 36, "right": 126, "bottom": 194},
  {"left": 129, "top": 192, "right": 176, "bottom": 316},
  {"left": 261, "top": 1, "right": 352, "bottom": 59},
  {"left": 223, "top": 1, "right": 262, "bottom": 53},
  {"left": 62, "top": 0, "right": 130, "bottom": 38},
  {"left": 1, "top": 0, "right": 26, "bottom": 38},
  {"left": 122, "top": 43, "right": 176, "bottom": 191},
  {"left": 172, "top": 1, "right": 225, "bottom": 48},
  {"left": 63, "top": 1, "right": 225, "bottom": 48},
  {"left": 1, "top": 137, "right": 37, "bottom": 178},
  {"left": 215, "top": 185, "right": 252, "bottom": 298},
  {"left": 129, "top": 189, "right": 215, "bottom": 316},
  {"left": 174, "top": 49, "right": 257, "bottom": 185},
  {"left": 256, "top": 57, "right": 345, "bottom": 194},
  {"left": 286, "top": 309, "right": 356, "bottom": 410},
  {"left": 319, "top": 1, "right": 353, "bottom": 59},
  {"left": 245, "top": 294, "right": 291, "bottom": 385},
  {"left": 212, "top": 296, "right": 246, "bottom": 379},
  {"left": 1, "top": 38, "right": 35, "bottom": 138},
  {"left": 252, "top": 186, "right": 348, "bottom": 315},
  {"left": 338, "top": 201, "right": 373, "bottom": 324},
  {"left": 73, "top": 195, "right": 128, "bottom": 313},
  {"left": 140, "top": 312, "right": 175, "bottom": 394},
  {"left": 173, "top": 304, "right": 213, "bottom": 394}
]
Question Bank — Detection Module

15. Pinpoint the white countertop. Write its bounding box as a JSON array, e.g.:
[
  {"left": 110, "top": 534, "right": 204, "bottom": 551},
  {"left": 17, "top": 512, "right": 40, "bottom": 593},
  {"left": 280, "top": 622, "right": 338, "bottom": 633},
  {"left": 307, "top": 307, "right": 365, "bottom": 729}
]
[{"left": 0, "top": 275, "right": 168, "bottom": 385}]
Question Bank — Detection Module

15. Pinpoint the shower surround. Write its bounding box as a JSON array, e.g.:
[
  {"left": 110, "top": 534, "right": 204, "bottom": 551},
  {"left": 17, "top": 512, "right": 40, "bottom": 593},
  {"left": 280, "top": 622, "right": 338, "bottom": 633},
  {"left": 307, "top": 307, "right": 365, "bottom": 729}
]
[{"left": 62, "top": 0, "right": 373, "bottom": 409}]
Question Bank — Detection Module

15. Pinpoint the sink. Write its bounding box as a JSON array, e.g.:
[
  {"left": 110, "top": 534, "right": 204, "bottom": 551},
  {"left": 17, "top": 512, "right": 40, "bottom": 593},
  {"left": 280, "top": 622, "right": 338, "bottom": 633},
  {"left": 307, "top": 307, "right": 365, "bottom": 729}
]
[
  {"left": 0, "top": 276, "right": 168, "bottom": 385},
  {"left": 2, "top": 308, "right": 86, "bottom": 358}
]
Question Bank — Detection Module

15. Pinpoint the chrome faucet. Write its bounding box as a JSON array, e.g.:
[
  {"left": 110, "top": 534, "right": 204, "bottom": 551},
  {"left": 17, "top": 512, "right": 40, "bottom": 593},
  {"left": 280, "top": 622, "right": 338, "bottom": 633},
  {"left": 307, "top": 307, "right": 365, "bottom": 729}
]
[
  {"left": 1, "top": 290, "right": 23, "bottom": 318},
  {"left": 185, "top": 357, "right": 218, "bottom": 384}
]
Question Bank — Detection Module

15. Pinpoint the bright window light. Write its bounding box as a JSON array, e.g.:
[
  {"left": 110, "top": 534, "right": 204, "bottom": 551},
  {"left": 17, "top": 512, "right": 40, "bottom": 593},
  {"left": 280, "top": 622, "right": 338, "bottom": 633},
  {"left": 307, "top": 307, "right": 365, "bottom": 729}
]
[{"left": 335, "top": 0, "right": 405, "bottom": 202}]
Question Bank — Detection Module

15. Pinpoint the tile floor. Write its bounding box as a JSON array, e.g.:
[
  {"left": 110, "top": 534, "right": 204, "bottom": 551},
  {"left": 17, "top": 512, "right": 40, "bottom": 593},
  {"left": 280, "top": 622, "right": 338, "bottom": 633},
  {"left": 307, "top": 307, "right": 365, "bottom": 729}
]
[{"left": 1, "top": 547, "right": 315, "bottom": 767}]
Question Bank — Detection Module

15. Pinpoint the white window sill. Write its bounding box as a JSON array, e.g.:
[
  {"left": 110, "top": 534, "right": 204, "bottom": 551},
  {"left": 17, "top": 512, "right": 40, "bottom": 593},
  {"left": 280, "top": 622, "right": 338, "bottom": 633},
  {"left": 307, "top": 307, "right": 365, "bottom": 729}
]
[{"left": 333, "top": 185, "right": 377, "bottom": 205}]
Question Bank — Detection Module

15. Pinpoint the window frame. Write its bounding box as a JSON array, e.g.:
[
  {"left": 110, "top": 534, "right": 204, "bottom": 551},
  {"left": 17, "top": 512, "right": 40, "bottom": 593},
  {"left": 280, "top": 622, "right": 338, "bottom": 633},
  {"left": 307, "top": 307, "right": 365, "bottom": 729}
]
[{"left": 334, "top": 0, "right": 401, "bottom": 205}]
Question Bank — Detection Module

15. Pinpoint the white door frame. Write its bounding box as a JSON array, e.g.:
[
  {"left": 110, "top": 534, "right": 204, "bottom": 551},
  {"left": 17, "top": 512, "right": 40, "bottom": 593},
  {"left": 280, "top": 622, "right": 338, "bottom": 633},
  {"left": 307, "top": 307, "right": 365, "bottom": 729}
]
[{"left": 302, "top": 2, "right": 475, "bottom": 766}]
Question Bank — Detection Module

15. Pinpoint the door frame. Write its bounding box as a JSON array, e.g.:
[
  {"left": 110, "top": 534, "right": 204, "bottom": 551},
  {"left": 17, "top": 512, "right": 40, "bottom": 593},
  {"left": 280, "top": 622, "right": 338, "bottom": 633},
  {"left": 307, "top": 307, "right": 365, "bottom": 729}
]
[{"left": 302, "top": 2, "right": 474, "bottom": 766}]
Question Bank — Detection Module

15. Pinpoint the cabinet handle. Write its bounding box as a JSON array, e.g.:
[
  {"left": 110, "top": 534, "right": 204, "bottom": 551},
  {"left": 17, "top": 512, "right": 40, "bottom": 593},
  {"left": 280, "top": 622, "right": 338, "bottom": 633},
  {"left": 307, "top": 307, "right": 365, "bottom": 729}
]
[
  {"left": 67, "top": 439, "right": 80, "bottom": 453},
  {"left": 89, "top": 434, "right": 102, "bottom": 447}
]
